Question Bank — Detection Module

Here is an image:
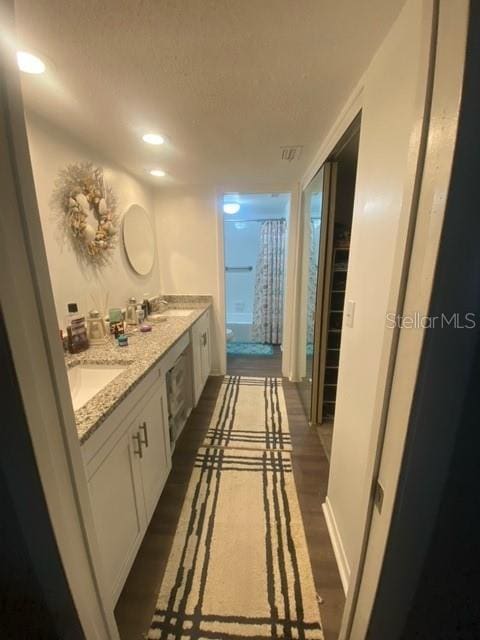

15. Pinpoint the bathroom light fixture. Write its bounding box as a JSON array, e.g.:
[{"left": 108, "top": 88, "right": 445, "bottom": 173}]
[
  {"left": 150, "top": 169, "right": 166, "bottom": 177},
  {"left": 142, "top": 133, "right": 165, "bottom": 145},
  {"left": 223, "top": 203, "right": 240, "bottom": 215},
  {"left": 16, "top": 51, "right": 45, "bottom": 74}
]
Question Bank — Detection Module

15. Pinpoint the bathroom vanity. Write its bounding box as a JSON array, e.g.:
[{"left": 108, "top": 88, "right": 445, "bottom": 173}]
[{"left": 66, "top": 301, "right": 212, "bottom": 603}]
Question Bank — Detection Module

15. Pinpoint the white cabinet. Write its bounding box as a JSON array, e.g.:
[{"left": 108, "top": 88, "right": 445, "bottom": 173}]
[
  {"left": 85, "top": 371, "right": 171, "bottom": 603},
  {"left": 88, "top": 423, "right": 144, "bottom": 603},
  {"left": 82, "top": 314, "right": 211, "bottom": 604},
  {"left": 191, "top": 310, "right": 211, "bottom": 405},
  {"left": 137, "top": 376, "right": 171, "bottom": 522}
]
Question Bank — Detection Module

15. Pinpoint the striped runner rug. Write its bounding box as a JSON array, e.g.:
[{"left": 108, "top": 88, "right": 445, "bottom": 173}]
[
  {"left": 203, "top": 376, "right": 292, "bottom": 451},
  {"left": 147, "top": 377, "right": 324, "bottom": 640}
]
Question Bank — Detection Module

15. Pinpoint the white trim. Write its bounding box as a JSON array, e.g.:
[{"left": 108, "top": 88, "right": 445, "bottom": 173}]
[
  {"left": 282, "top": 183, "right": 301, "bottom": 378},
  {"left": 0, "top": 20, "right": 120, "bottom": 639},
  {"left": 214, "top": 188, "right": 227, "bottom": 376},
  {"left": 322, "top": 498, "right": 350, "bottom": 595},
  {"left": 215, "top": 184, "right": 295, "bottom": 377}
]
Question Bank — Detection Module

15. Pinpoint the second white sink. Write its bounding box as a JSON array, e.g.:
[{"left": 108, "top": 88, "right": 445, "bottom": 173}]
[
  {"left": 158, "top": 309, "right": 194, "bottom": 317},
  {"left": 67, "top": 364, "right": 126, "bottom": 411}
]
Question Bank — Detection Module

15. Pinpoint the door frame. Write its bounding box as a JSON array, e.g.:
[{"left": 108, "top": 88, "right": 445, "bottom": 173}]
[
  {"left": 292, "top": 2, "right": 468, "bottom": 637},
  {"left": 313, "top": 117, "right": 361, "bottom": 425},
  {"left": 0, "top": 9, "right": 120, "bottom": 638},
  {"left": 343, "top": 1, "right": 470, "bottom": 636},
  {"left": 289, "top": 91, "right": 364, "bottom": 386},
  {"left": 216, "top": 186, "right": 295, "bottom": 376},
  {"left": 310, "top": 162, "right": 337, "bottom": 425}
]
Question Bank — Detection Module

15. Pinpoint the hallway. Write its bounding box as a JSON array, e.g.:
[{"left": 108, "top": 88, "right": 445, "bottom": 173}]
[{"left": 115, "top": 375, "right": 344, "bottom": 639}]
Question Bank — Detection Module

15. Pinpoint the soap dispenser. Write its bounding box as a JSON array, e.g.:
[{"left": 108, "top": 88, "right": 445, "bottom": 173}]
[{"left": 86, "top": 310, "right": 107, "bottom": 345}]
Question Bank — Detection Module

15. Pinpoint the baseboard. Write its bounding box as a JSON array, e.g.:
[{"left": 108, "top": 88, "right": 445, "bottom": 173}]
[
  {"left": 209, "top": 369, "right": 224, "bottom": 377},
  {"left": 322, "top": 497, "right": 350, "bottom": 595}
]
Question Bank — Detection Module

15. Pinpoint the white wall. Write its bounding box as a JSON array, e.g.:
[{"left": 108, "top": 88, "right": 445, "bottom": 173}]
[
  {"left": 154, "top": 185, "right": 223, "bottom": 372},
  {"left": 224, "top": 221, "right": 260, "bottom": 319},
  {"left": 26, "top": 113, "right": 159, "bottom": 329},
  {"left": 322, "top": 0, "right": 434, "bottom": 592}
]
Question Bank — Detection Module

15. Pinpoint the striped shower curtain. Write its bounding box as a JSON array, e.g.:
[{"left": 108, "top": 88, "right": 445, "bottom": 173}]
[{"left": 251, "top": 219, "right": 286, "bottom": 344}]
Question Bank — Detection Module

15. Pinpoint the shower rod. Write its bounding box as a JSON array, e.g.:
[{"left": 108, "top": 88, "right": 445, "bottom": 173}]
[{"left": 225, "top": 266, "right": 253, "bottom": 272}]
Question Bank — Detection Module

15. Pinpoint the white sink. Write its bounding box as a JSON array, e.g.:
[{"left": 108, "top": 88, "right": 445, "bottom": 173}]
[
  {"left": 67, "top": 364, "right": 126, "bottom": 411},
  {"left": 156, "top": 309, "right": 194, "bottom": 318}
]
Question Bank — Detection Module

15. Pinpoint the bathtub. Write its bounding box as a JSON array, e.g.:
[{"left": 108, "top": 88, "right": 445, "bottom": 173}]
[{"left": 226, "top": 311, "right": 253, "bottom": 342}]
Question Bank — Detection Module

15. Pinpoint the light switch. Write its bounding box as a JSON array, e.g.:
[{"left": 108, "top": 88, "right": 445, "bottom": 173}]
[{"left": 345, "top": 300, "right": 355, "bottom": 328}]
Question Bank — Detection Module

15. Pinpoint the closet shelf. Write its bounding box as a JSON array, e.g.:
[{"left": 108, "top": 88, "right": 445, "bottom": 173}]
[{"left": 321, "top": 244, "right": 350, "bottom": 421}]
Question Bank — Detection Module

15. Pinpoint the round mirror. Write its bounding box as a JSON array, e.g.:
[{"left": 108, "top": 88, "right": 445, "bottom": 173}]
[{"left": 122, "top": 204, "right": 155, "bottom": 275}]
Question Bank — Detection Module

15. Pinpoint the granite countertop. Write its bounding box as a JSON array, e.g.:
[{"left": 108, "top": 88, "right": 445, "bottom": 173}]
[{"left": 66, "top": 297, "right": 212, "bottom": 444}]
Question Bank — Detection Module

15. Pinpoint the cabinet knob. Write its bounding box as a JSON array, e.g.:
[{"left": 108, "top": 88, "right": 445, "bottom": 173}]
[
  {"left": 139, "top": 421, "right": 149, "bottom": 447},
  {"left": 132, "top": 432, "right": 143, "bottom": 458}
]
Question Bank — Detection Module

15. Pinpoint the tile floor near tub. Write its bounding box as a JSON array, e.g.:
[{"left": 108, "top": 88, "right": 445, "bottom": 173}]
[{"left": 115, "top": 368, "right": 344, "bottom": 640}]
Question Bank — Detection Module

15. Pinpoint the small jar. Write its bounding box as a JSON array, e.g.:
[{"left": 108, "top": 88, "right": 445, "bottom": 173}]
[
  {"left": 86, "top": 310, "right": 107, "bottom": 345},
  {"left": 117, "top": 334, "right": 128, "bottom": 347}
]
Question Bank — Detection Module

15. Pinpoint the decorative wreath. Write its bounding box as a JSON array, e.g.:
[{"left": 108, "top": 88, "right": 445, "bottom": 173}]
[{"left": 51, "top": 162, "right": 118, "bottom": 267}]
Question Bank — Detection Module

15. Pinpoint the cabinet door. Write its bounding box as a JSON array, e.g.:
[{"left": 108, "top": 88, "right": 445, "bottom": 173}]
[
  {"left": 191, "top": 319, "right": 204, "bottom": 405},
  {"left": 88, "top": 426, "right": 143, "bottom": 602},
  {"left": 136, "top": 381, "right": 172, "bottom": 523},
  {"left": 201, "top": 318, "right": 212, "bottom": 382}
]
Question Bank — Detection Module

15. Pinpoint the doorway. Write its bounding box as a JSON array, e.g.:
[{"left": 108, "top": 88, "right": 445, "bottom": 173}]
[
  {"left": 223, "top": 192, "right": 290, "bottom": 377},
  {"left": 297, "top": 119, "right": 360, "bottom": 460}
]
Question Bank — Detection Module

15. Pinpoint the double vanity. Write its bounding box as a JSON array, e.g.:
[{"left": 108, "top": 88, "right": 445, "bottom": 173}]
[{"left": 65, "top": 297, "right": 212, "bottom": 603}]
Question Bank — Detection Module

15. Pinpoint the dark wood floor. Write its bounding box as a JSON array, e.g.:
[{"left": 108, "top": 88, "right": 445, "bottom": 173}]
[
  {"left": 115, "top": 359, "right": 345, "bottom": 640},
  {"left": 226, "top": 344, "right": 283, "bottom": 377}
]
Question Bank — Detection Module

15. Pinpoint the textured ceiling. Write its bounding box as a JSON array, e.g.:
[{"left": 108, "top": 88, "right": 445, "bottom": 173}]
[{"left": 14, "top": 0, "right": 403, "bottom": 187}]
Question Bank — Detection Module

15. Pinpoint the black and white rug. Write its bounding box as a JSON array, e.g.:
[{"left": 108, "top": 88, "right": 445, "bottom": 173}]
[
  {"left": 147, "top": 377, "right": 323, "bottom": 640},
  {"left": 203, "top": 376, "right": 292, "bottom": 451}
]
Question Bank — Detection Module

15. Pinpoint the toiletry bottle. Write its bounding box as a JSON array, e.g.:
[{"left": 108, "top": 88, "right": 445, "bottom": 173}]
[
  {"left": 126, "top": 297, "right": 138, "bottom": 325},
  {"left": 142, "top": 293, "right": 150, "bottom": 319},
  {"left": 60, "top": 329, "right": 68, "bottom": 352},
  {"left": 65, "top": 303, "right": 89, "bottom": 353},
  {"left": 108, "top": 307, "right": 124, "bottom": 335},
  {"left": 137, "top": 304, "right": 145, "bottom": 325}
]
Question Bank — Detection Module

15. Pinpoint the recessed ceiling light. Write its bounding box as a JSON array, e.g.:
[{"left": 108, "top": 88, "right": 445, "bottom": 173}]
[
  {"left": 223, "top": 203, "right": 240, "bottom": 215},
  {"left": 16, "top": 51, "right": 45, "bottom": 74},
  {"left": 142, "top": 133, "right": 165, "bottom": 145},
  {"left": 150, "top": 169, "right": 166, "bottom": 177}
]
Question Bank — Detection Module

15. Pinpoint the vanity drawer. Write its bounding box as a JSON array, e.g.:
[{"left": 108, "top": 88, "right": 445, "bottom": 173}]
[{"left": 161, "top": 332, "right": 190, "bottom": 371}]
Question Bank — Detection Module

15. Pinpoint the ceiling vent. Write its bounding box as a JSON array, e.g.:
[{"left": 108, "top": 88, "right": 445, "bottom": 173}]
[{"left": 280, "top": 145, "right": 303, "bottom": 162}]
